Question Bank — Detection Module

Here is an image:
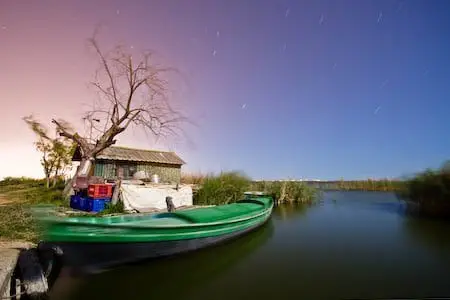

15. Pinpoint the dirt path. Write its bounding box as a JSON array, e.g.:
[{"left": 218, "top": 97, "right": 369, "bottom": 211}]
[{"left": 0, "top": 195, "right": 12, "bottom": 206}]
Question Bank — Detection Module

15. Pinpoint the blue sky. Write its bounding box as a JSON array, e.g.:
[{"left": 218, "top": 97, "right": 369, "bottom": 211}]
[{"left": 1, "top": 0, "right": 449, "bottom": 180}]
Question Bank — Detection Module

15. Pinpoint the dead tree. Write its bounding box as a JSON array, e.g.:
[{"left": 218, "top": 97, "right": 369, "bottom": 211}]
[{"left": 51, "top": 36, "right": 187, "bottom": 193}]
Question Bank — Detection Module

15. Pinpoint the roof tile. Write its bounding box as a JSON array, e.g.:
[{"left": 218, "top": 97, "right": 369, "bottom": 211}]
[{"left": 95, "top": 146, "right": 185, "bottom": 165}]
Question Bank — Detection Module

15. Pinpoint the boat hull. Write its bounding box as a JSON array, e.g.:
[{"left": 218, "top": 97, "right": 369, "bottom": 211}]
[{"left": 38, "top": 213, "right": 271, "bottom": 275}]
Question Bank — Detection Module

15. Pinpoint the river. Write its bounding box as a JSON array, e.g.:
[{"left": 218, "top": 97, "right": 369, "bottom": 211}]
[{"left": 51, "top": 191, "right": 450, "bottom": 300}]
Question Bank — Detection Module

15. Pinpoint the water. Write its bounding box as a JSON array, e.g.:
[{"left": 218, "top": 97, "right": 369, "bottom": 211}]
[{"left": 52, "top": 192, "right": 450, "bottom": 299}]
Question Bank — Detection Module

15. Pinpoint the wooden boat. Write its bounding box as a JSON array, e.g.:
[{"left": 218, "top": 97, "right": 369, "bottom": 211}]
[{"left": 34, "top": 192, "right": 273, "bottom": 274}]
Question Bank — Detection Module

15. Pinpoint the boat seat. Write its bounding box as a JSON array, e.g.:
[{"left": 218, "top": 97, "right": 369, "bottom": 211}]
[{"left": 171, "top": 202, "right": 263, "bottom": 224}]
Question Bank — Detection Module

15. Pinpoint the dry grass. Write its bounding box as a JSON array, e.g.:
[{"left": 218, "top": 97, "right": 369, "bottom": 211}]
[
  {"left": 0, "top": 204, "right": 41, "bottom": 242},
  {"left": 180, "top": 173, "right": 206, "bottom": 185},
  {"left": 0, "top": 177, "right": 66, "bottom": 242}
]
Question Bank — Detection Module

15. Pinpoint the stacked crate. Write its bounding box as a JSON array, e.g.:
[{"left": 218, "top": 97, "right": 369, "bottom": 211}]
[{"left": 70, "top": 183, "right": 113, "bottom": 212}]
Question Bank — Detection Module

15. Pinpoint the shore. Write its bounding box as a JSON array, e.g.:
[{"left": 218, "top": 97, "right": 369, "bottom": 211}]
[{"left": 0, "top": 240, "right": 35, "bottom": 298}]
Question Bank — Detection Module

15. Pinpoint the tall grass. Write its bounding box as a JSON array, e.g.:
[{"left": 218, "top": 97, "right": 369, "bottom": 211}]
[
  {"left": 398, "top": 164, "right": 450, "bottom": 217},
  {"left": 193, "top": 172, "right": 319, "bottom": 205},
  {"left": 181, "top": 173, "right": 206, "bottom": 185},
  {"left": 193, "top": 172, "right": 251, "bottom": 205},
  {"left": 251, "top": 181, "right": 318, "bottom": 204},
  {"left": 335, "top": 179, "right": 405, "bottom": 191}
]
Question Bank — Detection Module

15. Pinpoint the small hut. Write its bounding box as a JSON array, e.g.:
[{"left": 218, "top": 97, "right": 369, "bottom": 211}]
[{"left": 72, "top": 145, "right": 186, "bottom": 184}]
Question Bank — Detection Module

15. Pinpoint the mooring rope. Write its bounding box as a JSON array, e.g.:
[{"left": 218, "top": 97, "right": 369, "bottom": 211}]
[{"left": 1, "top": 290, "right": 26, "bottom": 299}]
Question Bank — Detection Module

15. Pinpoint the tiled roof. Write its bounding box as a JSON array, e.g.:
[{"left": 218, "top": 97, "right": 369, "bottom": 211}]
[{"left": 95, "top": 146, "right": 185, "bottom": 165}]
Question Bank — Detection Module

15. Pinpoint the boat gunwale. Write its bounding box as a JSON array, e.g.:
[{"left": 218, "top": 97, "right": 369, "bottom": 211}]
[{"left": 39, "top": 203, "right": 274, "bottom": 230}]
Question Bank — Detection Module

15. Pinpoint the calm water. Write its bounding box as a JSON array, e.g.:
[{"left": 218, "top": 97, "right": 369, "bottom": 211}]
[{"left": 52, "top": 192, "right": 450, "bottom": 300}]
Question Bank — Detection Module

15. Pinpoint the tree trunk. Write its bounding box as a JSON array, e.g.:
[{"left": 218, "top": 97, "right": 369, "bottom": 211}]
[
  {"left": 62, "top": 157, "right": 94, "bottom": 198},
  {"left": 52, "top": 168, "right": 59, "bottom": 187},
  {"left": 111, "top": 180, "right": 121, "bottom": 205},
  {"left": 77, "top": 158, "right": 93, "bottom": 177},
  {"left": 63, "top": 177, "right": 74, "bottom": 198},
  {"left": 45, "top": 177, "right": 50, "bottom": 189}
]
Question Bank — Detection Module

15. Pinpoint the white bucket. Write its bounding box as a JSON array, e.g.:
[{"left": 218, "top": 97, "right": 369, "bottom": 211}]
[{"left": 151, "top": 174, "right": 160, "bottom": 184}]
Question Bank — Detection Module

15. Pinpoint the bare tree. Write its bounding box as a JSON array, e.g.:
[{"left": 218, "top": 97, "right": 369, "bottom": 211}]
[{"left": 50, "top": 36, "right": 187, "bottom": 190}]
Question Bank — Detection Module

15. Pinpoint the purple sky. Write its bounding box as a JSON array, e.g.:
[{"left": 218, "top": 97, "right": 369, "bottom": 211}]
[{"left": 1, "top": 0, "right": 450, "bottom": 180}]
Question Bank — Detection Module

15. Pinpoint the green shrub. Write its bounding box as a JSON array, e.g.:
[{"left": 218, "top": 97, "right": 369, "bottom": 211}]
[
  {"left": 193, "top": 171, "right": 251, "bottom": 205},
  {"left": 100, "top": 201, "right": 125, "bottom": 215}
]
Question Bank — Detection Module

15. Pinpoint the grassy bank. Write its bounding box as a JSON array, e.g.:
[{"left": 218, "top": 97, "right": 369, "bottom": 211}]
[
  {"left": 0, "top": 177, "right": 66, "bottom": 242},
  {"left": 0, "top": 176, "right": 65, "bottom": 204},
  {"left": 1, "top": 173, "right": 318, "bottom": 241},
  {"left": 398, "top": 164, "right": 450, "bottom": 218},
  {"left": 191, "top": 172, "right": 319, "bottom": 205},
  {"left": 0, "top": 204, "right": 40, "bottom": 242}
]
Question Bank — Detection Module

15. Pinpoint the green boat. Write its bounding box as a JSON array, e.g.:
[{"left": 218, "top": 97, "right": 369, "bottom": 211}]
[{"left": 35, "top": 192, "right": 274, "bottom": 274}]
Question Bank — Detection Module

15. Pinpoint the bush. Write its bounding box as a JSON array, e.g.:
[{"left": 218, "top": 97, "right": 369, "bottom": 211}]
[{"left": 193, "top": 171, "right": 251, "bottom": 205}]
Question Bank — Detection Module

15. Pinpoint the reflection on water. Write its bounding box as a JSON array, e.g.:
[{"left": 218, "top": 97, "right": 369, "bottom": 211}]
[
  {"left": 273, "top": 202, "right": 309, "bottom": 221},
  {"left": 52, "top": 192, "right": 450, "bottom": 300},
  {"left": 403, "top": 216, "right": 450, "bottom": 263}
]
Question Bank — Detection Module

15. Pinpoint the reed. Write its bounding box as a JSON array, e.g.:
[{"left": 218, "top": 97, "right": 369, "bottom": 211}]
[
  {"left": 398, "top": 162, "right": 450, "bottom": 218},
  {"left": 250, "top": 181, "right": 318, "bottom": 204},
  {"left": 180, "top": 173, "right": 206, "bottom": 185},
  {"left": 335, "top": 179, "right": 405, "bottom": 191},
  {"left": 193, "top": 171, "right": 251, "bottom": 205}
]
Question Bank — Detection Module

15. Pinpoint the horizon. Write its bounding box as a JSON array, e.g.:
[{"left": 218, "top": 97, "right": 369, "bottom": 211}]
[{"left": 1, "top": 0, "right": 449, "bottom": 181}]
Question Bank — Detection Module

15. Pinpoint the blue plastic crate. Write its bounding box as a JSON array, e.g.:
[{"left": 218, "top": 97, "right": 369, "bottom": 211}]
[
  {"left": 70, "top": 195, "right": 86, "bottom": 211},
  {"left": 85, "top": 198, "right": 111, "bottom": 213}
]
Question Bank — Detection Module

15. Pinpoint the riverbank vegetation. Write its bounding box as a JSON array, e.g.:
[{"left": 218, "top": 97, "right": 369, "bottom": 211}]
[
  {"left": 334, "top": 179, "right": 405, "bottom": 192},
  {"left": 398, "top": 161, "right": 450, "bottom": 218},
  {"left": 251, "top": 180, "right": 318, "bottom": 204},
  {"left": 0, "top": 177, "right": 66, "bottom": 242},
  {"left": 190, "top": 172, "right": 319, "bottom": 205},
  {"left": 0, "top": 177, "right": 65, "bottom": 204},
  {"left": 193, "top": 172, "right": 251, "bottom": 205}
]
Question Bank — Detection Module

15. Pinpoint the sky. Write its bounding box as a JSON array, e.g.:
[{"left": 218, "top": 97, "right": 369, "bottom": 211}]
[{"left": 1, "top": 0, "right": 449, "bottom": 181}]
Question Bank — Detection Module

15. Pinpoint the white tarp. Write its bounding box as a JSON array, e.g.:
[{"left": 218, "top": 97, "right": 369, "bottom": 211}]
[{"left": 120, "top": 183, "right": 193, "bottom": 213}]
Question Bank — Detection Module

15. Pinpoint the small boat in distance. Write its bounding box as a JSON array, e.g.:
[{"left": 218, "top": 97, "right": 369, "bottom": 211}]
[{"left": 34, "top": 192, "right": 274, "bottom": 274}]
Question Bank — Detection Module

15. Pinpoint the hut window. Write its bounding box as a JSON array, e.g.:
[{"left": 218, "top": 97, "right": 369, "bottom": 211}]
[{"left": 116, "top": 163, "right": 138, "bottom": 179}]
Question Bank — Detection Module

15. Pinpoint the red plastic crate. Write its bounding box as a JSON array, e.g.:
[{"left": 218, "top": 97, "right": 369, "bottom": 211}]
[{"left": 87, "top": 184, "right": 113, "bottom": 198}]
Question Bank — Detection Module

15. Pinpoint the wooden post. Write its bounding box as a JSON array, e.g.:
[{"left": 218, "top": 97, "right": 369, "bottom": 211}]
[{"left": 111, "top": 179, "right": 121, "bottom": 205}]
